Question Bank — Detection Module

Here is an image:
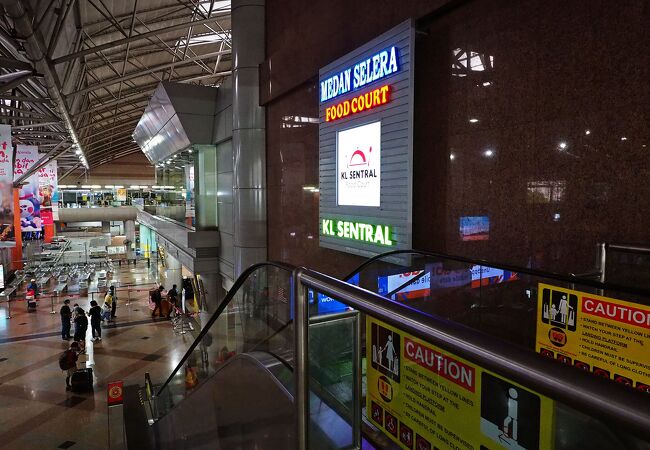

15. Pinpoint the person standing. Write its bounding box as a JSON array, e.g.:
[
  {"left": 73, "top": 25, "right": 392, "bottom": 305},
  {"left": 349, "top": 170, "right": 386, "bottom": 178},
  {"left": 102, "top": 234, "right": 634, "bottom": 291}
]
[
  {"left": 103, "top": 287, "right": 114, "bottom": 323},
  {"left": 73, "top": 307, "right": 88, "bottom": 352},
  {"left": 167, "top": 284, "right": 179, "bottom": 317},
  {"left": 151, "top": 285, "right": 164, "bottom": 318},
  {"left": 60, "top": 299, "right": 72, "bottom": 340},
  {"left": 59, "top": 341, "right": 79, "bottom": 391},
  {"left": 109, "top": 285, "right": 117, "bottom": 319},
  {"left": 87, "top": 300, "right": 102, "bottom": 341}
]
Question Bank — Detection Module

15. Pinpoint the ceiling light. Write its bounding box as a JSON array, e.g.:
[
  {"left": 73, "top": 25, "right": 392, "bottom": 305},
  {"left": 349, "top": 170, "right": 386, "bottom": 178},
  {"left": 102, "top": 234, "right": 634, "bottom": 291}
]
[
  {"left": 450, "top": 153, "right": 455, "bottom": 160},
  {"left": 558, "top": 142, "right": 567, "bottom": 150},
  {"left": 483, "top": 149, "right": 494, "bottom": 157},
  {"left": 75, "top": 149, "right": 82, "bottom": 155},
  {"left": 469, "top": 118, "right": 479, "bottom": 123},
  {"left": 585, "top": 130, "right": 591, "bottom": 135},
  {"left": 621, "top": 136, "right": 627, "bottom": 141},
  {"left": 104, "top": 185, "right": 114, "bottom": 188}
]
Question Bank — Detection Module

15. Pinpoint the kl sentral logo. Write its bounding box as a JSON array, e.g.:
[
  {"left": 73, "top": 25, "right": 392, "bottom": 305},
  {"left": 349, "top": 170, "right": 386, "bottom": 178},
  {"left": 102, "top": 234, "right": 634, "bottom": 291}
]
[
  {"left": 337, "top": 121, "right": 381, "bottom": 207},
  {"left": 325, "top": 85, "right": 391, "bottom": 122},
  {"left": 321, "top": 218, "right": 394, "bottom": 246}
]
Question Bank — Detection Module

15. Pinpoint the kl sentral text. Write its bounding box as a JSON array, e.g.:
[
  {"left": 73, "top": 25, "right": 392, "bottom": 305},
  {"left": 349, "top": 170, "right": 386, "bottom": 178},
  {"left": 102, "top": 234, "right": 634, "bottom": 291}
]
[
  {"left": 320, "top": 46, "right": 399, "bottom": 103},
  {"left": 322, "top": 219, "right": 394, "bottom": 245}
]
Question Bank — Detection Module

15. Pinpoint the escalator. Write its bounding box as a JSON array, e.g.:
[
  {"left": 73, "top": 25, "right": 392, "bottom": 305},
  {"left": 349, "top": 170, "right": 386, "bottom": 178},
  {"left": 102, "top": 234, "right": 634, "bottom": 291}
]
[{"left": 120, "top": 252, "right": 650, "bottom": 449}]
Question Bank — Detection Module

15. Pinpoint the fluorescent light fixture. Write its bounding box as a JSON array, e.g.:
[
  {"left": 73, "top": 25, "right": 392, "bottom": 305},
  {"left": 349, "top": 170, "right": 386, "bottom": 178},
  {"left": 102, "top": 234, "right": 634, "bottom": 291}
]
[
  {"left": 82, "top": 185, "right": 91, "bottom": 189},
  {"left": 469, "top": 118, "right": 479, "bottom": 123},
  {"left": 91, "top": 185, "right": 101, "bottom": 189},
  {"left": 114, "top": 185, "right": 124, "bottom": 189},
  {"left": 104, "top": 185, "right": 114, "bottom": 188},
  {"left": 129, "top": 185, "right": 139, "bottom": 189}
]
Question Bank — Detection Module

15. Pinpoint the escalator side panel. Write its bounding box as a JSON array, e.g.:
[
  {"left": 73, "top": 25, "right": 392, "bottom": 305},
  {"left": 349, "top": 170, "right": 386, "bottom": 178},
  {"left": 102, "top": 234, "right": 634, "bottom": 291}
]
[{"left": 151, "top": 353, "right": 294, "bottom": 450}]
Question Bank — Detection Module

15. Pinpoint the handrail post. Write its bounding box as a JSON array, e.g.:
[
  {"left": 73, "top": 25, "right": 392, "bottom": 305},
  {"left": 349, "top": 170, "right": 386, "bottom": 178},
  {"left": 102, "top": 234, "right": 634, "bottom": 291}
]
[
  {"left": 598, "top": 242, "right": 606, "bottom": 296},
  {"left": 352, "top": 310, "right": 362, "bottom": 449},
  {"left": 294, "top": 271, "right": 309, "bottom": 450}
]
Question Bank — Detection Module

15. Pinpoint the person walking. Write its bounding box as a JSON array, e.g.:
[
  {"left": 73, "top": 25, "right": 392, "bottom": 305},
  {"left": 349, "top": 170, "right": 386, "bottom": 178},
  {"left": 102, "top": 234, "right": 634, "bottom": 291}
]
[
  {"left": 59, "top": 341, "right": 80, "bottom": 391},
  {"left": 87, "top": 300, "right": 102, "bottom": 342},
  {"left": 151, "top": 285, "right": 164, "bottom": 318},
  {"left": 60, "top": 299, "right": 72, "bottom": 340}
]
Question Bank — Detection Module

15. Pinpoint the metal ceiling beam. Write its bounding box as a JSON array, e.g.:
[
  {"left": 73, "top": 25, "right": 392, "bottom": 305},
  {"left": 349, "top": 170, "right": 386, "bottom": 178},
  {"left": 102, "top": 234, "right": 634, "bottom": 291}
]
[
  {"left": 59, "top": 163, "right": 81, "bottom": 182},
  {"left": 52, "top": 13, "right": 230, "bottom": 65},
  {"left": 0, "top": 114, "right": 60, "bottom": 123},
  {"left": 69, "top": 49, "right": 230, "bottom": 96},
  {"left": 0, "top": 56, "right": 33, "bottom": 71},
  {"left": 1, "top": 73, "right": 33, "bottom": 92},
  {"left": 74, "top": 95, "right": 149, "bottom": 118},
  {"left": 0, "top": 94, "right": 52, "bottom": 104},
  {"left": 11, "top": 121, "right": 63, "bottom": 129},
  {"left": 2, "top": 0, "right": 89, "bottom": 169}
]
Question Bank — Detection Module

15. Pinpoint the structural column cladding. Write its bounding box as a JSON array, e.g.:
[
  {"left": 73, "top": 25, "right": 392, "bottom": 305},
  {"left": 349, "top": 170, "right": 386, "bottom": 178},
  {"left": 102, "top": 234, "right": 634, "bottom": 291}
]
[{"left": 231, "top": 0, "right": 267, "bottom": 276}]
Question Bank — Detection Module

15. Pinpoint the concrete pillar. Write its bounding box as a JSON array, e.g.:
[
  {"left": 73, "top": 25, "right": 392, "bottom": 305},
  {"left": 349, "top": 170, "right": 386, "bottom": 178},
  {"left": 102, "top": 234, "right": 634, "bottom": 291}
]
[
  {"left": 231, "top": 0, "right": 267, "bottom": 277},
  {"left": 124, "top": 220, "right": 136, "bottom": 261}
]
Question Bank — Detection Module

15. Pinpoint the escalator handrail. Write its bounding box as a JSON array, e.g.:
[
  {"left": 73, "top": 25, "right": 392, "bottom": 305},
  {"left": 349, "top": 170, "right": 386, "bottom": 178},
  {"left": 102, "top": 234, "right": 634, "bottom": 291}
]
[
  {"left": 343, "top": 249, "right": 650, "bottom": 298},
  {"left": 296, "top": 267, "right": 650, "bottom": 441},
  {"left": 155, "top": 261, "right": 295, "bottom": 397}
]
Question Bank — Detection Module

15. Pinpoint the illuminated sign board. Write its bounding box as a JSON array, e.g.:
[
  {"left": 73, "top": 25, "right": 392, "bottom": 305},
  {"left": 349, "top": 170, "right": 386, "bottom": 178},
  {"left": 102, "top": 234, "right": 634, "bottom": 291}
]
[
  {"left": 326, "top": 85, "right": 390, "bottom": 122},
  {"left": 319, "top": 20, "right": 413, "bottom": 257},
  {"left": 320, "top": 46, "right": 400, "bottom": 103},
  {"left": 321, "top": 218, "right": 394, "bottom": 246},
  {"left": 337, "top": 121, "right": 381, "bottom": 207}
]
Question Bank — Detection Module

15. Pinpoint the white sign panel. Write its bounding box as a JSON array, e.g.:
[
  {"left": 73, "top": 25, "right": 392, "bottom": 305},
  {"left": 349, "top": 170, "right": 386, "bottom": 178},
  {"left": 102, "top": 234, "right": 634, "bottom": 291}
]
[{"left": 337, "top": 121, "right": 381, "bottom": 207}]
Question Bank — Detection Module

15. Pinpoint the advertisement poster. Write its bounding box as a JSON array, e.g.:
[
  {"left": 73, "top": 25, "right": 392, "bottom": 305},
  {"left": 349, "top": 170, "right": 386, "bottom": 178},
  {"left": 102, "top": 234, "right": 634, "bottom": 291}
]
[
  {"left": 367, "top": 317, "right": 554, "bottom": 450},
  {"left": 378, "top": 270, "right": 432, "bottom": 301},
  {"left": 37, "top": 159, "right": 58, "bottom": 207},
  {"left": 116, "top": 188, "right": 127, "bottom": 202},
  {"left": 337, "top": 121, "right": 381, "bottom": 207},
  {"left": 14, "top": 145, "right": 41, "bottom": 233},
  {"left": 536, "top": 283, "right": 650, "bottom": 392},
  {"left": 459, "top": 216, "right": 490, "bottom": 241},
  {"left": 0, "top": 125, "right": 14, "bottom": 241},
  {"left": 470, "top": 265, "right": 519, "bottom": 289}
]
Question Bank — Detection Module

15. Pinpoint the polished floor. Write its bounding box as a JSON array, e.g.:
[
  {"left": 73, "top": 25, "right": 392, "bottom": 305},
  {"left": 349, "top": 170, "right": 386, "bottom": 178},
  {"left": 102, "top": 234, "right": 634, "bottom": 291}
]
[{"left": 0, "top": 257, "right": 197, "bottom": 449}]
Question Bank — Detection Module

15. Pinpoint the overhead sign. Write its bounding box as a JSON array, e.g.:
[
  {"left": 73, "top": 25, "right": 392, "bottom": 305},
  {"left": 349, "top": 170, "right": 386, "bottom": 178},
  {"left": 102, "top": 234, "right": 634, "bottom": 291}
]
[
  {"left": 337, "top": 121, "right": 381, "bottom": 207},
  {"left": 319, "top": 20, "right": 414, "bottom": 257},
  {"left": 367, "top": 317, "right": 554, "bottom": 450},
  {"left": 326, "top": 85, "right": 391, "bottom": 122},
  {"left": 536, "top": 283, "right": 650, "bottom": 392},
  {"left": 320, "top": 46, "right": 399, "bottom": 103},
  {"left": 321, "top": 218, "right": 393, "bottom": 246}
]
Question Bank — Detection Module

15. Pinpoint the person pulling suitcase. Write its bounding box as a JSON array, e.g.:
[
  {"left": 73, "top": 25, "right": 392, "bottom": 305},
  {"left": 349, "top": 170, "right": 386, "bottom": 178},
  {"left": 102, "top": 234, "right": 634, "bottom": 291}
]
[{"left": 59, "top": 342, "right": 80, "bottom": 391}]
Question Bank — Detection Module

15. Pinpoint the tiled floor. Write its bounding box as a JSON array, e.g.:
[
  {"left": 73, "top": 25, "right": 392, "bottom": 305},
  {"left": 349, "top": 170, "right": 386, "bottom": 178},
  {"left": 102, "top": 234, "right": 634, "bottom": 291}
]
[{"left": 0, "top": 258, "right": 198, "bottom": 449}]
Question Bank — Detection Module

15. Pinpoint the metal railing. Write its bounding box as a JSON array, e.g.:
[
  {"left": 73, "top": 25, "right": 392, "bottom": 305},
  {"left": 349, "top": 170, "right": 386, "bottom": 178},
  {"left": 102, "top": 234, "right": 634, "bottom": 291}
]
[
  {"left": 294, "top": 267, "right": 650, "bottom": 449},
  {"left": 146, "top": 252, "right": 650, "bottom": 449}
]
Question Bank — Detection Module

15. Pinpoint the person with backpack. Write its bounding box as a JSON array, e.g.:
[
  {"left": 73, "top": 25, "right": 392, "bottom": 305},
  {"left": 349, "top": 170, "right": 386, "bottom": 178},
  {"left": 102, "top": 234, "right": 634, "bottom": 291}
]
[
  {"left": 167, "top": 284, "right": 179, "bottom": 319},
  {"left": 73, "top": 307, "right": 88, "bottom": 352},
  {"left": 60, "top": 299, "right": 72, "bottom": 340},
  {"left": 60, "top": 341, "right": 80, "bottom": 391},
  {"left": 87, "top": 300, "right": 102, "bottom": 342}
]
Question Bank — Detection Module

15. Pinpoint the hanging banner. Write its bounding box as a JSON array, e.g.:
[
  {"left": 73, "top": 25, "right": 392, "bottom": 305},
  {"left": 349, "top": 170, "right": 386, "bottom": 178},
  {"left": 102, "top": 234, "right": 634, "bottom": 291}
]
[
  {"left": 116, "top": 188, "right": 127, "bottom": 202},
  {"left": 367, "top": 317, "right": 554, "bottom": 450},
  {"left": 0, "top": 125, "right": 14, "bottom": 242},
  {"left": 37, "top": 159, "right": 58, "bottom": 207},
  {"left": 536, "top": 283, "right": 650, "bottom": 392},
  {"left": 14, "top": 145, "right": 41, "bottom": 233}
]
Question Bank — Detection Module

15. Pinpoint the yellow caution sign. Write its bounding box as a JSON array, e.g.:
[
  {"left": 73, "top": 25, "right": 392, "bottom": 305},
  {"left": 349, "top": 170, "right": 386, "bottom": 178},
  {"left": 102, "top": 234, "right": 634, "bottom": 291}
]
[
  {"left": 536, "top": 283, "right": 650, "bottom": 392},
  {"left": 367, "top": 317, "right": 554, "bottom": 450}
]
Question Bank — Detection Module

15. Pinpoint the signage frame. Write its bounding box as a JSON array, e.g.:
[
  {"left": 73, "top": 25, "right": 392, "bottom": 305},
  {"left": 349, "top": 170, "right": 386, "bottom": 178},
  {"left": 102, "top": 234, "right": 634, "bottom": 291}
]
[{"left": 318, "top": 19, "right": 415, "bottom": 258}]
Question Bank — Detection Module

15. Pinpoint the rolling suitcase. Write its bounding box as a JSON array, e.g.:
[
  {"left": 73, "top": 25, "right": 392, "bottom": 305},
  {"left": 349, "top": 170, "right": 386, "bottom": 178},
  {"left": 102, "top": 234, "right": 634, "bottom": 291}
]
[
  {"left": 26, "top": 295, "right": 37, "bottom": 312},
  {"left": 70, "top": 367, "right": 94, "bottom": 392}
]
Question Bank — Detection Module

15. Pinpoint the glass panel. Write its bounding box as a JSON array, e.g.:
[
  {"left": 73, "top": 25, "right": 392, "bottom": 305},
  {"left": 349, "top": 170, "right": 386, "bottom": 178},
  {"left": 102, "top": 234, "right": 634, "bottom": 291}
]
[
  {"left": 308, "top": 310, "right": 357, "bottom": 449},
  {"left": 153, "top": 264, "right": 293, "bottom": 421}
]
